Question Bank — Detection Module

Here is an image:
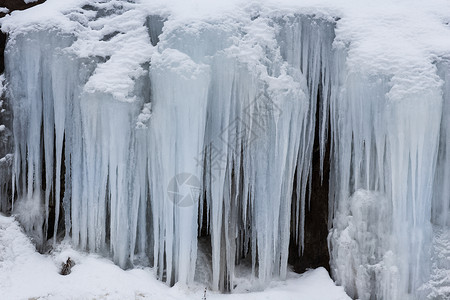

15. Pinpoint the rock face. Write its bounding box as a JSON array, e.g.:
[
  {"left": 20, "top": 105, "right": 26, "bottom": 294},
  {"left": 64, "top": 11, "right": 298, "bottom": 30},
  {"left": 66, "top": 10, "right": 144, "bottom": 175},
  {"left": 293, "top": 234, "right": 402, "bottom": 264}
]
[{"left": 0, "top": 0, "right": 46, "bottom": 72}]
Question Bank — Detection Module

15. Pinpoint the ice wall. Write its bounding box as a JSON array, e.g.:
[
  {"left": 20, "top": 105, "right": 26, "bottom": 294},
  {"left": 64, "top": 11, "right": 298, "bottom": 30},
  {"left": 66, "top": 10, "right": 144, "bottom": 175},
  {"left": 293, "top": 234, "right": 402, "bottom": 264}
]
[
  {"left": 6, "top": 30, "right": 78, "bottom": 249},
  {"left": 328, "top": 59, "right": 444, "bottom": 299},
  {"left": 136, "top": 14, "right": 339, "bottom": 289},
  {"left": 3, "top": 2, "right": 339, "bottom": 290},
  {"left": 5, "top": 1, "right": 154, "bottom": 261},
  {"left": 3, "top": 0, "right": 450, "bottom": 298},
  {"left": 425, "top": 61, "right": 450, "bottom": 299}
]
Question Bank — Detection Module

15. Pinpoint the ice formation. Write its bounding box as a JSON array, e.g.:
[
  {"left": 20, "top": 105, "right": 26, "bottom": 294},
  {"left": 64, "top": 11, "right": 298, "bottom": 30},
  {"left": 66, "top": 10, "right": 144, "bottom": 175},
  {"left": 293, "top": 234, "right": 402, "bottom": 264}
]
[
  {"left": 1, "top": 0, "right": 450, "bottom": 299},
  {"left": 328, "top": 56, "right": 444, "bottom": 298},
  {"left": 0, "top": 76, "right": 13, "bottom": 232}
]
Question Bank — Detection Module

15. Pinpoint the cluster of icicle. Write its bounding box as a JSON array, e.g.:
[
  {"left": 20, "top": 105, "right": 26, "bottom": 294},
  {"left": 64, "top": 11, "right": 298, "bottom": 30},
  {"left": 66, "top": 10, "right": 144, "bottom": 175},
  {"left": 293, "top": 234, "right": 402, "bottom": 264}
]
[
  {"left": 0, "top": 74, "right": 13, "bottom": 213},
  {"left": 323, "top": 36, "right": 450, "bottom": 300},
  {"left": 3, "top": 1, "right": 450, "bottom": 299},
  {"left": 3, "top": 5, "right": 338, "bottom": 291},
  {"left": 328, "top": 44, "right": 448, "bottom": 300}
]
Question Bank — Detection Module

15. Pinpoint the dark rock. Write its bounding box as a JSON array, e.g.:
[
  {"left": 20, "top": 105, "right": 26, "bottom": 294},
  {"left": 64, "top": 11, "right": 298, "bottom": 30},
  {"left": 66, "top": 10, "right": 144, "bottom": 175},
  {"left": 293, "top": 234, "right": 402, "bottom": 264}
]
[
  {"left": 60, "top": 257, "right": 75, "bottom": 275},
  {"left": 0, "top": 0, "right": 46, "bottom": 17},
  {"left": 101, "top": 31, "right": 122, "bottom": 42},
  {"left": 0, "top": 0, "right": 46, "bottom": 73},
  {"left": 81, "top": 4, "right": 96, "bottom": 11}
]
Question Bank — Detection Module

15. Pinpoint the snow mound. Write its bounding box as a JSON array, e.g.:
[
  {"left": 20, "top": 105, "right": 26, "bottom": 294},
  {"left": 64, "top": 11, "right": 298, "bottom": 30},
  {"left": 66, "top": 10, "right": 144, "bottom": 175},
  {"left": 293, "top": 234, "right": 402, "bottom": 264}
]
[{"left": 0, "top": 214, "right": 350, "bottom": 300}]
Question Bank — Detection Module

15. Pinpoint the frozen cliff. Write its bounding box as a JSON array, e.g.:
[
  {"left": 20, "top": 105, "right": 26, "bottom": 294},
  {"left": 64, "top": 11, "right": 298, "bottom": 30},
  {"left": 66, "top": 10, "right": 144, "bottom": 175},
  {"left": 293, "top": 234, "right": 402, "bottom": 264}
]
[{"left": 1, "top": 0, "right": 450, "bottom": 299}]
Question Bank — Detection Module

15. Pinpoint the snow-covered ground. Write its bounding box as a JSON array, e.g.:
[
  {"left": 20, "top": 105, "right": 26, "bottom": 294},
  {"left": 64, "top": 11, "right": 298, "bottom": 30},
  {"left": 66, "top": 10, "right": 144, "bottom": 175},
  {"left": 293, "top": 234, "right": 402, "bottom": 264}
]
[{"left": 0, "top": 214, "right": 350, "bottom": 300}]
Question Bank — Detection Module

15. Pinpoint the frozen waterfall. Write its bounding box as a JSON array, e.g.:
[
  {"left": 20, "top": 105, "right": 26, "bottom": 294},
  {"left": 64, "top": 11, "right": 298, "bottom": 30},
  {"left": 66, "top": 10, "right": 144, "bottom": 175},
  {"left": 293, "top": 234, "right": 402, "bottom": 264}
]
[
  {"left": 3, "top": 8, "right": 339, "bottom": 290},
  {"left": 1, "top": 0, "right": 450, "bottom": 299}
]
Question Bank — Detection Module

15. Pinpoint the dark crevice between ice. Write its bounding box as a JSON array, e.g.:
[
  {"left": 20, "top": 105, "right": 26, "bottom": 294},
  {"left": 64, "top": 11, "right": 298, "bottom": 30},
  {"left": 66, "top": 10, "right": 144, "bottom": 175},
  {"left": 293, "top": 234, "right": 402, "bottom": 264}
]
[{"left": 289, "top": 83, "right": 331, "bottom": 274}]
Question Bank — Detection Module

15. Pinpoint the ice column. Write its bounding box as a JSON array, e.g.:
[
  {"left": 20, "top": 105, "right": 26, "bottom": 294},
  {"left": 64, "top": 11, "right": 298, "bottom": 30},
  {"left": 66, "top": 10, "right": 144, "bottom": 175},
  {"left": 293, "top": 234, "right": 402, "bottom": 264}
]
[{"left": 148, "top": 48, "right": 210, "bottom": 285}]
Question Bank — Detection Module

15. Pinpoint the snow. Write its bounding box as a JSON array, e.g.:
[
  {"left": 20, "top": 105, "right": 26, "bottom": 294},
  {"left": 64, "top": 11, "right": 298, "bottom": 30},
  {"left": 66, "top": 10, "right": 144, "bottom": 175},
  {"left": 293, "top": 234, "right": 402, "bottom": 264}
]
[
  {"left": 424, "top": 226, "right": 450, "bottom": 299},
  {"left": 0, "top": 214, "right": 350, "bottom": 300},
  {"left": 1, "top": 0, "right": 450, "bottom": 299}
]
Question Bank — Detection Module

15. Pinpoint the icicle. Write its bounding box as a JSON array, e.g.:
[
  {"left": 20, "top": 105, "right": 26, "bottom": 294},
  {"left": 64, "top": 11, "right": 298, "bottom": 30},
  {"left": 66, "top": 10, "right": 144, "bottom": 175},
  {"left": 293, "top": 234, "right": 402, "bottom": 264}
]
[
  {"left": 9, "top": 4, "right": 447, "bottom": 298},
  {"left": 5, "top": 31, "right": 75, "bottom": 249},
  {"left": 0, "top": 74, "right": 14, "bottom": 214},
  {"left": 433, "top": 61, "right": 450, "bottom": 227},
  {"left": 4, "top": 9, "right": 341, "bottom": 292},
  {"left": 275, "top": 15, "right": 339, "bottom": 254},
  {"left": 329, "top": 63, "right": 442, "bottom": 299},
  {"left": 148, "top": 48, "right": 209, "bottom": 285}
]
